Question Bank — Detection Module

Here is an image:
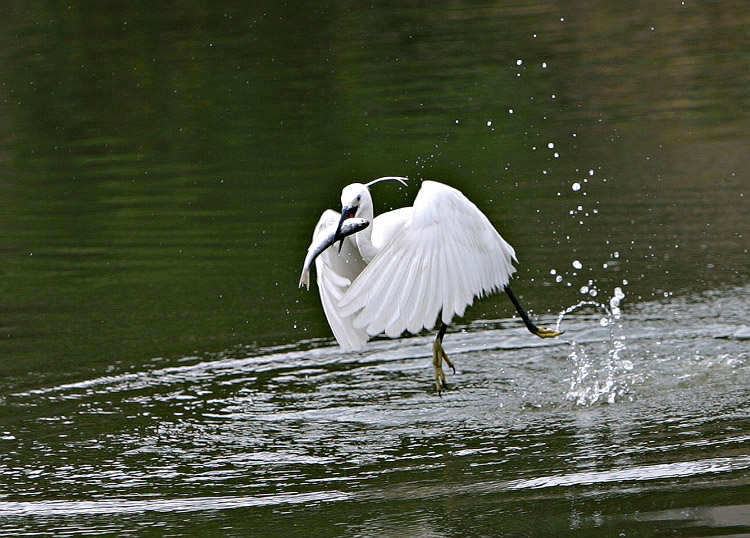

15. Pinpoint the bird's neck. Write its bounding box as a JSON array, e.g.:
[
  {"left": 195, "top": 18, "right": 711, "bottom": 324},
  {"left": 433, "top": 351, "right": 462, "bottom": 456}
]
[{"left": 355, "top": 204, "right": 377, "bottom": 263}]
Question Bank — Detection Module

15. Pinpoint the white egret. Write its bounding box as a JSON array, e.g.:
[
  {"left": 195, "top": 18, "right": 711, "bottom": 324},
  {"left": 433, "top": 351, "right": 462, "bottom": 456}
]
[{"left": 299, "top": 177, "right": 562, "bottom": 393}]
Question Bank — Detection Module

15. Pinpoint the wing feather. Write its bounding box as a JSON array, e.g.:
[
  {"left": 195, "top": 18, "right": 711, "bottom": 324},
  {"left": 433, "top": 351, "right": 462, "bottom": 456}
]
[
  {"left": 353, "top": 251, "right": 401, "bottom": 334},
  {"left": 394, "top": 245, "right": 423, "bottom": 329},
  {"left": 407, "top": 255, "right": 430, "bottom": 333},
  {"left": 338, "top": 181, "right": 516, "bottom": 338}
]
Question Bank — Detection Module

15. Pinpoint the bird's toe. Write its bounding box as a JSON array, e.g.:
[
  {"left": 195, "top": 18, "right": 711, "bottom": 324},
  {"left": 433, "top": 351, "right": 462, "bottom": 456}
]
[
  {"left": 432, "top": 340, "right": 453, "bottom": 394},
  {"left": 534, "top": 326, "right": 564, "bottom": 339}
]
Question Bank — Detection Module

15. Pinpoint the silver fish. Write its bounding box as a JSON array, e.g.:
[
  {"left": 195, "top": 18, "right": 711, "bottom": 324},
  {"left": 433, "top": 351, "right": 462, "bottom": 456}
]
[{"left": 299, "top": 217, "right": 369, "bottom": 290}]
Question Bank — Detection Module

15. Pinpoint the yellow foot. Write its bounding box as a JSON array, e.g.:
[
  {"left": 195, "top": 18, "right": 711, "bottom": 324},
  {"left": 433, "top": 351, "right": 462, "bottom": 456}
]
[
  {"left": 534, "top": 326, "right": 564, "bottom": 339},
  {"left": 432, "top": 339, "right": 455, "bottom": 395}
]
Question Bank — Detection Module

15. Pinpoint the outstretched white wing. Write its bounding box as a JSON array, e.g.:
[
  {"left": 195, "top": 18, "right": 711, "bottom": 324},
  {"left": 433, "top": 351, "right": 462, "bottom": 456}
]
[
  {"left": 337, "top": 181, "right": 517, "bottom": 338},
  {"left": 310, "top": 209, "right": 369, "bottom": 350}
]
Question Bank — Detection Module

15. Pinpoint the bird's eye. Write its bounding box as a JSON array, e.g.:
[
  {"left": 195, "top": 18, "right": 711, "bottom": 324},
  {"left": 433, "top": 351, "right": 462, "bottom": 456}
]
[{"left": 355, "top": 195, "right": 361, "bottom": 202}]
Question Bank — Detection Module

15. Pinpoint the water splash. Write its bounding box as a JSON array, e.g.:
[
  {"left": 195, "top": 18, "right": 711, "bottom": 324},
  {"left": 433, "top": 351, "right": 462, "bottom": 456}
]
[{"left": 556, "top": 287, "right": 631, "bottom": 405}]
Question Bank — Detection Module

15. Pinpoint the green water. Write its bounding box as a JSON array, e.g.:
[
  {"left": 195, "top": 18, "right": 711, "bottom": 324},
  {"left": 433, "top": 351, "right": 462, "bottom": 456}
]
[{"left": 0, "top": 2, "right": 748, "bottom": 536}]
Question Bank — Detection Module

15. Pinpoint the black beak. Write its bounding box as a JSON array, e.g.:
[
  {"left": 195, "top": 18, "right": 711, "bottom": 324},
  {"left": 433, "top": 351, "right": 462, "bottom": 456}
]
[{"left": 334, "top": 206, "right": 355, "bottom": 253}]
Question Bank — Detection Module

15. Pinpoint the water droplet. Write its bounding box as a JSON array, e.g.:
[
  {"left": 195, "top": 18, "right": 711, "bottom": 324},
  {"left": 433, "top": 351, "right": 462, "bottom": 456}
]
[
  {"left": 579, "top": 285, "right": 589, "bottom": 294},
  {"left": 555, "top": 275, "right": 563, "bottom": 283},
  {"left": 486, "top": 120, "right": 492, "bottom": 126},
  {"left": 547, "top": 142, "right": 555, "bottom": 149},
  {"left": 572, "top": 182, "right": 581, "bottom": 191},
  {"left": 516, "top": 59, "right": 523, "bottom": 66},
  {"left": 572, "top": 260, "right": 583, "bottom": 270}
]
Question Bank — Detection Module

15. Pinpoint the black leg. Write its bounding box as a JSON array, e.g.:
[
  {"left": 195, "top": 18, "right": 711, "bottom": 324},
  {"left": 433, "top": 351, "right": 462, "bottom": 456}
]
[
  {"left": 504, "top": 284, "right": 564, "bottom": 338},
  {"left": 436, "top": 322, "right": 448, "bottom": 343},
  {"left": 504, "top": 284, "right": 540, "bottom": 334}
]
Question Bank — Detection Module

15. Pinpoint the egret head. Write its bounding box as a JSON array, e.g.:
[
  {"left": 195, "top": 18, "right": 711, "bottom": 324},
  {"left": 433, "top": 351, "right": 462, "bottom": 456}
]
[
  {"left": 334, "top": 177, "right": 408, "bottom": 249},
  {"left": 339, "top": 183, "right": 369, "bottom": 220}
]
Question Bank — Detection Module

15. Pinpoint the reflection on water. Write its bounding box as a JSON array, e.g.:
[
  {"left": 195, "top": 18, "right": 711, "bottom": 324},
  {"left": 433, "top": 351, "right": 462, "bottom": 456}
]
[{"left": 0, "top": 0, "right": 748, "bottom": 535}]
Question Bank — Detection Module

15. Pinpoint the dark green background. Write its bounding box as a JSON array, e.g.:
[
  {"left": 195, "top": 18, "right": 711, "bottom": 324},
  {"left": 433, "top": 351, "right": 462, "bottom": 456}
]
[{"left": 2, "top": 1, "right": 745, "bottom": 381}]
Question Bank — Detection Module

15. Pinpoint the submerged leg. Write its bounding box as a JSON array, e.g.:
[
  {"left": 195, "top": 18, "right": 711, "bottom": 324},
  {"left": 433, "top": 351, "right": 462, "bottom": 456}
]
[
  {"left": 504, "top": 285, "right": 564, "bottom": 338},
  {"left": 432, "top": 322, "right": 455, "bottom": 395}
]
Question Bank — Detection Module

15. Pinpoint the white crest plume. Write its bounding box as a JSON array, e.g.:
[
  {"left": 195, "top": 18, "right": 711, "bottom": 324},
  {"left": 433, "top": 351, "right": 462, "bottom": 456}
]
[{"left": 365, "top": 176, "right": 409, "bottom": 188}]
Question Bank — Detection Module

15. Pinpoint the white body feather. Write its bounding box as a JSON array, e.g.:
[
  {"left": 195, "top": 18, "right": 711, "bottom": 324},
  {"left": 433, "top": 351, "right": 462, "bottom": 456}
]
[{"left": 307, "top": 180, "right": 517, "bottom": 351}]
